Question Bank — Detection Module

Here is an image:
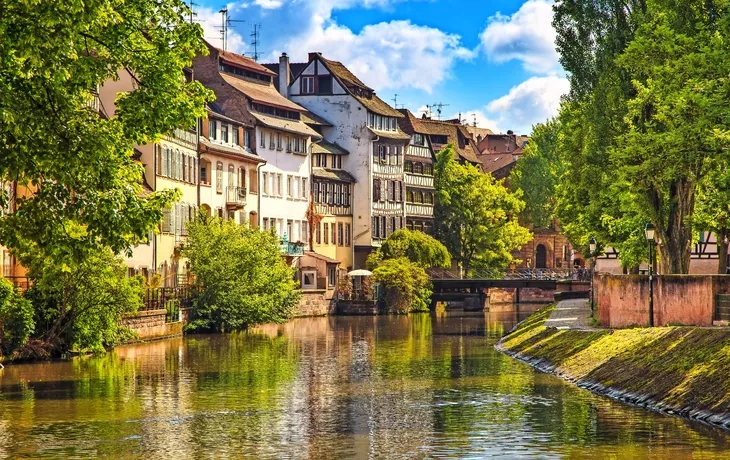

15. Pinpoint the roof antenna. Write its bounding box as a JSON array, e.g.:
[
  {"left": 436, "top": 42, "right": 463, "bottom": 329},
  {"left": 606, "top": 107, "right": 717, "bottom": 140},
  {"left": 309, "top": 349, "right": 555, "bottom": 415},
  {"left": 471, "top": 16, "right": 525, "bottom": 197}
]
[
  {"left": 250, "top": 24, "right": 261, "bottom": 61},
  {"left": 188, "top": 0, "right": 196, "bottom": 24},
  {"left": 431, "top": 102, "right": 450, "bottom": 120},
  {"left": 473, "top": 113, "right": 477, "bottom": 128},
  {"left": 391, "top": 94, "right": 399, "bottom": 109},
  {"left": 217, "top": 7, "right": 245, "bottom": 51}
]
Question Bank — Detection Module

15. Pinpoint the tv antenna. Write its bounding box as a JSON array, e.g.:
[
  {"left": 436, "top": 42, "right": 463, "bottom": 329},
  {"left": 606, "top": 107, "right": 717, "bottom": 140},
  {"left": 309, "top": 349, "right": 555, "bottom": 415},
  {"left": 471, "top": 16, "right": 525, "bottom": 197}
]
[
  {"left": 472, "top": 113, "right": 477, "bottom": 127},
  {"left": 250, "top": 24, "right": 262, "bottom": 61},
  {"left": 218, "top": 7, "right": 245, "bottom": 51},
  {"left": 426, "top": 103, "right": 449, "bottom": 120},
  {"left": 391, "top": 94, "right": 399, "bottom": 109},
  {"left": 188, "top": 0, "right": 197, "bottom": 24}
]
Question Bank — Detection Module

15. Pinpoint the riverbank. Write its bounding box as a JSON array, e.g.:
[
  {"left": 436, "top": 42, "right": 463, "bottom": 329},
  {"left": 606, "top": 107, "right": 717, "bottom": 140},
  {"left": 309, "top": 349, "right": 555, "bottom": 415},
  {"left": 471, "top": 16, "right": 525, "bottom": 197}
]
[{"left": 496, "top": 302, "right": 730, "bottom": 431}]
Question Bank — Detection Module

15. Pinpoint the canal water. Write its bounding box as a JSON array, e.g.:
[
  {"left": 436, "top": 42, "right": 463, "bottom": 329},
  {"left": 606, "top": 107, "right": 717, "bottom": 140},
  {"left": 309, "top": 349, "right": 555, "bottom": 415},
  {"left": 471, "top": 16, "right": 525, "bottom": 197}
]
[{"left": 1, "top": 307, "right": 730, "bottom": 459}]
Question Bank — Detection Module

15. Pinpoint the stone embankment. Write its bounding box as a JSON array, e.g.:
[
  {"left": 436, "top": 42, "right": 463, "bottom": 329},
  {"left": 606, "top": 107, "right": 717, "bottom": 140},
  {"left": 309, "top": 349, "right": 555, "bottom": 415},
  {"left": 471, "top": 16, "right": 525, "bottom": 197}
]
[{"left": 496, "top": 300, "right": 730, "bottom": 431}]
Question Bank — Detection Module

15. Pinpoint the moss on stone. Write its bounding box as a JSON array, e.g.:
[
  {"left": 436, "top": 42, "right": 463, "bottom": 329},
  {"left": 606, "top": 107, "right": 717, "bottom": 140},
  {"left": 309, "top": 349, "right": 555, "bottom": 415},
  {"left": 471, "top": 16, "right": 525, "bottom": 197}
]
[{"left": 499, "top": 304, "right": 730, "bottom": 415}]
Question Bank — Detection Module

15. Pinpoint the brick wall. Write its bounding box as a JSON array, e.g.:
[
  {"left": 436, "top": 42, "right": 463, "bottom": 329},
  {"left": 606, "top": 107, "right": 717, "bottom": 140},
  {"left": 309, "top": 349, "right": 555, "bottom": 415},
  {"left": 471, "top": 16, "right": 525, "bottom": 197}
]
[
  {"left": 293, "top": 290, "right": 336, "bottom": 317},
  {"left": 489, "top": 288, "right": 555, "bottom": 304},
  {"left": 596, "top": 274, "right": 730, "bottom": 327},
  {"left": 120, "top": 309, "right": 183, "bottom": 341},
  {"left": 337, "top": 300, "right": 378, "bottom": 315}
]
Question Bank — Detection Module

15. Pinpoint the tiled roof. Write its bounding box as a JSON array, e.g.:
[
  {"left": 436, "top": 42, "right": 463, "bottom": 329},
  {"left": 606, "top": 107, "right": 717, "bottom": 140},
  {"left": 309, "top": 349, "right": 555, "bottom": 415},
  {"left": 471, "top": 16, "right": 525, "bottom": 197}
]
[
  {"left": 199, "top": 138, "right": 264, "bottom": 163},
  {"left": 209, "top": 42, "right": 277, "bottom": 76},
  {"left": 465, "top": 125, "right": 494, "bottom": 139},
  {"left": 262, "top": 62, "right": 308, "bottom": 90},
  {"left": 312, "top": 168, "right": 356, "bottom": 183},
  {"left": 304, "top": 250, "right": 341, "bottom": 265},
  {"left": 312, "top": 140, "right": 349, "bottom": 155},
  {"left": 316, "top": 56, "right": 403, "bottom": 118},
  {"left": 220, "top": 73, "right": 305, "bottom": 113},
  {"left": 301, "top": 110, "right": 333, "bottom": 127},
  {"left": 250, "top": 111, "right": 322, "bottom": 139},
  {"left": 398, "top": 109, "right": 481, "bottom": 164},
  {"left": 368, "top": 127, "right": 411, "bottom": 141},
  {"left": 479, "top": 153, "right": 518, "bottom": 174},
  {"left": 206, "top": 105, "right": 249, "bottom": 127}
]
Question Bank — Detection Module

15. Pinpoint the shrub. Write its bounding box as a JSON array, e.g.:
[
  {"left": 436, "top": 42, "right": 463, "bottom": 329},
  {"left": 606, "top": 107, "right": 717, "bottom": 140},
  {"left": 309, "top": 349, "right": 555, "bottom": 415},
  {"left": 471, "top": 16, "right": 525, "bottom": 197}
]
[
  {"left": 373, "top": 258, "right": 432, "bottom": 314},
  {"left": 379, "top": 229, "right": 451, "bottom": 268},
  {"left": 184, "top": 218, "right": 301, "bottom": 332},
  {"left": 0, "top": 279, "right": 35, "bottom": 357}
]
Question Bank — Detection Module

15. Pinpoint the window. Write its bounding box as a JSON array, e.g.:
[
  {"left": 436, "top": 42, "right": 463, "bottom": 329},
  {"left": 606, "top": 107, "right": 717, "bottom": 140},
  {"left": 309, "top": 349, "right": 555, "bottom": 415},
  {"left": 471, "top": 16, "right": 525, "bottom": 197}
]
[
  {"left": 316, "top": 222, "right": 321, "bottom": 244},
  {"left": 302, "top": 222, "right": 307, "bottom": 244},
  {"left": 301, "top": 178, "right": 307, "bottom": 198},
  {"left": 425, "top": 192, "right": 434, "bottom": 205},
  {"left": 287, "top": 220, "right": 293, "bottom": 240},
  {"left": 335, "top": 183, "right": 342, "bottom": 205},
  {"left": 262, "top": 172, "right": 269, "bottom": 195},
  {"left": 250, "top": 169, "right": 258, "bottom": 193},
  {"left": 276, "top": 133, "right": 282, "bottom": 150},
  {"left": 319, "top": 75, "right": 333, "bottom": 94},
  {"left": 331, "top": 222, "right": 336, "bottom": 245},
  {"left": 425, "top": 164, "right": 433, "bottom": 176},
  {"left": 414, "top": 133, "right": 425, "bottom": 146},
  {"left": 324, "top": 223, "right": 329, "bottom": 244},
  {"left": 287, "top": 176, "right": 293, "bottom": 197},
  {"left": 327, "top": 266, "right": 336, "bottom": 287},
  {"left": 313, "top": 182, "right": 320, "bottom": 203},
  {"left": 373, "top": 217, "right": 380, "bottom": 238},
  {"left": 302, "top": 270, "right": 317, "bottom": 290},
  {"left": 216, "top": 162, "right": 223, "bottom": 194},
  {"left": 345, "top": 224, "right": 351, "bottom": 246},
  {"left": 239, "top": 167, "right": 247, "bottom": 188},
  {"left": 244, "top": 130, "right": 250, "bottom": 148},
  {"left": 405, "top": 161, "right": 413, "bottom": 173},
  {"left": 407, "top": 190, "right": 413, "bottom": 202},
  {"left": 332, "top": 155, "right": 341, "bottom": 169},
  {"left": 260, "top": 131, "right": 266, "bottom": 148},
  {"left": 276, "top": 174, "right": 283, "bottom": 196},
  {"left": 269, "top": 132, "right": 274, "bottom": 149},
  {"left": 389, "top": 180, "right": 396, "bottom": 201},
  {"left": 344, "top": 185, "right": 350, "bottom": 206},
  {"left": 328, "top": 183, "right": 335, "bottom": 205},
  {"left": 228, "top": 164, "right": 235, "bottom": 190},
  {"left": 414, "top": 162, "right": 424, "bottom": 175},
  {"left": 209, "top": 120, "right": 217, "bottom": 140},
  {"left": 233, "top": 127, "right": 239, "bottom": 145},
  {"left": 286, "top": 136, "right": 292, "bottom": 152},
  {"left": 373, "top": 178, "right": 381, "bottom": 202},
  {"left": 221, "top": 124, "right": 229, "bottom": 143},
  {"left": 200, "top": 163, "right": 208, "bottom": 184},
  {"left": 416, "top": 191, "right": 424, "bottom": 203},
  {"left": 337, "top": 223, "right": 343, "bottom": 246},
  {"left": 316, "top": 153, "right": 327, "bottom": 168},
  {"left": 302, "top": 76, "right": 314, "bottom": 94}
]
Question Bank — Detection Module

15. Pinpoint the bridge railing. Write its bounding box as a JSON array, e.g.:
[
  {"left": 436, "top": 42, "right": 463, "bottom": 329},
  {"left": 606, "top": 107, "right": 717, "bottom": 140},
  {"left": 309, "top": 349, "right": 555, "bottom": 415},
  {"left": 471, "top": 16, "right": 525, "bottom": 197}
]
[{"left": 428, "top": 268, "right": 590, "bottom": 281}]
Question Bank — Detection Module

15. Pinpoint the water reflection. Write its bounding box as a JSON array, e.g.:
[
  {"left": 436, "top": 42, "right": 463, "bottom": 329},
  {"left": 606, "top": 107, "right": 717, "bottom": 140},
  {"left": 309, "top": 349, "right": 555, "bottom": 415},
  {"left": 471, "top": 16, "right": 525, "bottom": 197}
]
[{"left": 0, "top": 305, "right": 729, "bottom": 458}]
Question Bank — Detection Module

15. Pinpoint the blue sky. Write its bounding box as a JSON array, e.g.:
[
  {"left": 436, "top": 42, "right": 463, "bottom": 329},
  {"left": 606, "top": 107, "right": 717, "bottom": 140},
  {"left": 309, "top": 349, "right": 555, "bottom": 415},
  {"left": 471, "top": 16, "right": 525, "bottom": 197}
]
[{"left": 193, "top": 0, "right": 568, "bottom": 135}]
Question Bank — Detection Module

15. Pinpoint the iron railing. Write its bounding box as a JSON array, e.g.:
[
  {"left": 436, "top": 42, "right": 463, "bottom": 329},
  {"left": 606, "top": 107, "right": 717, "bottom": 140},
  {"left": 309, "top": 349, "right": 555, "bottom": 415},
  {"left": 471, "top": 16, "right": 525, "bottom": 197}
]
[
  {"left": 427, "top": 267, "right": 590, "bottom": 281},
  {"left": 143, "top": 284, "right": 197, "bottom": 322}
]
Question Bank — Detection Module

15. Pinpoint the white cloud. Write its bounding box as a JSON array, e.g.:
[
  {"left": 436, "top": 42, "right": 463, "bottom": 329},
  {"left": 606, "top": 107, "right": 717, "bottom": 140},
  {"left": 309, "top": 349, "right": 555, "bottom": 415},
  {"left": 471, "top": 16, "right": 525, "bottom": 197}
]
[
  {"left": 479, "top": 0, "right": 560, "bottom": 74},
  {"left": 455, "top": 110, "right": 503, "bottom": 134},
  {"left": 254, "top": 0, "right": 284, "bottom": 9},
  {"left": 482, "top": 75, "right": 568, "bottom": 134}
]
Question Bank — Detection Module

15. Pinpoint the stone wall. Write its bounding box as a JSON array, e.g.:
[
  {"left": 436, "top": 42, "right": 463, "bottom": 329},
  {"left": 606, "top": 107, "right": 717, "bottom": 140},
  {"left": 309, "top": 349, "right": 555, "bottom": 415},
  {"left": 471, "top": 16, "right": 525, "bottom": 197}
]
[
  {"left": 337, "top": 300, "right": 378, "bottom": 315},
  {"left": 121, "top": 309, "right": 183, "bottom": 341},
  {"left": 293, "top": 290, "right": 336, "bottom": 317},
  {"left": 489, "top": 288, "right": 555, "bottom": 304},
  {"left": 596, "top": 274, "right": 730, "bottom": 327}
]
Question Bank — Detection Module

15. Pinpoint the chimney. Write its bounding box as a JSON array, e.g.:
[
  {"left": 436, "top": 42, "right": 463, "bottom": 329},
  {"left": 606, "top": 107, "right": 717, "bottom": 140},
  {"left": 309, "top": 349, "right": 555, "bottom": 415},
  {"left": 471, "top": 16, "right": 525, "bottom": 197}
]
[{"left": 278, "top": 52, "right": 290, "bottom": 97}]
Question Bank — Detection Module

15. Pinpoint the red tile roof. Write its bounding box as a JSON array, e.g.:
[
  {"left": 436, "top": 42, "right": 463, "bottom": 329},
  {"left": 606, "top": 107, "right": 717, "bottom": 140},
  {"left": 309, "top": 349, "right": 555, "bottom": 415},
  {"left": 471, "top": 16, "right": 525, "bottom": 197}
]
[
  {"left": 220, "top": 73, "right": 305, "bottom": 112},
  {"left": 207, "top": 42, "right": 277, "bottom": 77}
]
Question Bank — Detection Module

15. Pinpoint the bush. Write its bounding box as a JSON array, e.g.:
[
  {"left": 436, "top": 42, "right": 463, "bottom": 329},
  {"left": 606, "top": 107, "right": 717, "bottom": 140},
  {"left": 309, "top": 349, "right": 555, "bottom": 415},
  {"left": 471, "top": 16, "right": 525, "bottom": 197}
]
[
  {"left": 22, "top": 248, "right": 143, "bottom": 354},
  {"left": 184, "top": 218, "right": 301, "bottom": 332},
  {"left": 373, "top": 258, "right": 432, "bottom": 314},
  {"left": 0, "top": 279, "right": 35, "bottom": 357},
  {"left": 379, "top": 229, "right": 451, "bottom": 268}
]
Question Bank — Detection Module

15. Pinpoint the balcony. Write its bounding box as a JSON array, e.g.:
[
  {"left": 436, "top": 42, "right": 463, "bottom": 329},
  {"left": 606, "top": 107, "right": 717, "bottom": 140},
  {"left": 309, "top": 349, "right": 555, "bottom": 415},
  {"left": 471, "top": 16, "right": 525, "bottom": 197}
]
[
  {"left": 315, "top": 203, "right": 352, "bottom": 216},
  {"left": 372, "top": 200, "right": 405, "bottom": 214},
  {"left": 373, "top": 162, "right": 402, "bottom": 177},
  {"left": 404, "top": 174, "right": 434, "bottom": 188},
  {"left": 280, "top": 241, "right": 305, "bottom": 256},
  {"left": 406, "top": 203, "right": 434, "bottom": 217},
  {"left": 406, "top": 145, "right": 432, "bottom": 159},
  {"left": 226, "top": 186, "right": 247, "bottom": 208}
]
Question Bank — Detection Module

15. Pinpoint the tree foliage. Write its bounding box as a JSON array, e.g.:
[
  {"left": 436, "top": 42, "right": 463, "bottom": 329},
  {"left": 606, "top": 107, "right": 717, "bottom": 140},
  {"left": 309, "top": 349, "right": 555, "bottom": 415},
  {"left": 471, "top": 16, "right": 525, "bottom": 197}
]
[
  {"left": 373, "top": 258, "right": 432, "bottom": 313},
  {"left": 509, "top": 119, "right": 563, "bottom": 229},
  {"left": 0, "top": 279, "right": 34, "bottom": 357},
  {"left": 694, "top": 160, "right": 730, "bottom": 273},
  {"left": 184, "top": 218, "right": 301, "bottom": 332},
  {"left": 434, "top": 146, "right": 531, "bottom": 275},
  {"left": 0, "top": 0, "right": 212, "bottom": 264},
  {"left": 379, "top": 229, "right": 451, "bottom": 269},
  {"left": 22, "top": 246, "right": 144, "bottom": 355}
]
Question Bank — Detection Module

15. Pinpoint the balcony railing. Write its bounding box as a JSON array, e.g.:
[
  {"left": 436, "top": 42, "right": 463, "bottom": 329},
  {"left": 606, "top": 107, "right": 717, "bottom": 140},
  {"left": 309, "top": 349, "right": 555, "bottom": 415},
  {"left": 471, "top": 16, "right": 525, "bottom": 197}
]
[
  {"left": 404, "top": 174, "right": 434, "bottom": 188},
  {"left": 280, "top": 241, "right": 305, "bottom": 256},
  {"left": 226, "top": 186, "right": 247, "bottom": 207},
  {"left": 373, "top": 163, "right": 403, "bottom": 176},
  {"left": 372, "top": 200, "right": 405, "bottom": 214}
]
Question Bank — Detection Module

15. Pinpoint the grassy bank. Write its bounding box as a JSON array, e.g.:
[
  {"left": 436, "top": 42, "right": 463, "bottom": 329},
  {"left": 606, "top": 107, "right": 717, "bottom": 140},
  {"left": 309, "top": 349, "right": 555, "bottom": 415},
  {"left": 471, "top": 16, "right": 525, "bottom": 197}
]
[{"left": 497, "top": 304, "right": 730, "bottom": 429}]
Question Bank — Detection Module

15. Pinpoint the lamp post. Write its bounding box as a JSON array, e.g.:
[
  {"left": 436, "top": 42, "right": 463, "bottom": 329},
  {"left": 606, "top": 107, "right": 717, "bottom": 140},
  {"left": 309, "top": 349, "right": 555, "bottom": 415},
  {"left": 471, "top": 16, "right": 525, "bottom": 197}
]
[
  {"left": 589, "top": 237, "right": 597, "bottom": 316},
  {"left": 645, "top": 222, "right": 656, "bottom": 327}
]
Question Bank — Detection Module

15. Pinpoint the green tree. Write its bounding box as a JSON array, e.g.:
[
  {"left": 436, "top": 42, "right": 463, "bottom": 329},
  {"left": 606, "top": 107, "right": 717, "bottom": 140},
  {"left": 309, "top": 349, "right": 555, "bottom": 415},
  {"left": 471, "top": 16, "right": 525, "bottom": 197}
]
[
  {"left": 373, "top": 258, "right": 432, "bottom": 313},
  {"left": 434, "top": 145, "right": 531, "bottom": 276},
  {"left": 22, "top": 246, "right": 144, "bottom": 354},
  {"left": 0, "top": 0, "right": 211, "bottom": 264},
  {"left": 379, "top": 229, "right": 451, "bottom": 268},
  {"left": 0, "top": 279, "right": 34, "bottom": 357},
  {"left": 693, "top": 159, "right": 730, "bottom": 273},
  {"left": 184, "top": 218, "right": 300, "bottom": 331},
  {"left": 509, "top": 119, "right": 563, "bottom": 229}
]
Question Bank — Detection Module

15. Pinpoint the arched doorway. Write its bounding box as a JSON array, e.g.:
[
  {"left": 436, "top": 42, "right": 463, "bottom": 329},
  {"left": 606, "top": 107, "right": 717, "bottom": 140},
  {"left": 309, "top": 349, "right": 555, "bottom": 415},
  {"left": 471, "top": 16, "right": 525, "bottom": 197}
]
[{"left": 535, "top": 244, "right": 547, "bottom": 269}]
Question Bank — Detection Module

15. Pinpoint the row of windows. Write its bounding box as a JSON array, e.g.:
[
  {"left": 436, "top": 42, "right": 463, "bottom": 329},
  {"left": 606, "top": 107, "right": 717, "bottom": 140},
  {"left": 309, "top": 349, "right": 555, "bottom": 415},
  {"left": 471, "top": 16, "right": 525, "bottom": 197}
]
[
  {"left": 157, "top": 146, "right": 198, "bottom": 184},
  {"left": 262, "top": 218, "right": 308, "bottom": 243},
  {"left": 262, "top": 172, "right": 307, "bottom": 199},
  {"left": 374, "top": 144, "right": 403, "bottom": 165},
  {"left": 367, "top": 112, "right": 398, "bottom": 132},
  {"left": 207, "top": 162, "right": 255, "bottom": 194},
  {"left": 301, "top": 75, "right": 334, "bottom": 95},
  {"left": 407, "top": 219, "right": 434, "bottom": 234},
  {"left": 208, "top": 120, "right": 251, "bottom": 148},
  {"left": 252, "top": 103, "right": 300, "bottom": 121},
  {"left": 260, "top": 130, "right": 307, "bottom": 153},
  {"left": 161, "top": 203, "right": 198, "bottom": 235},
  {"left": 373, "top": 179, "right": 403, "bottom": 202},
  {"left": 313, "top": 181, "right": 351, "bottom": 206},
  {"left": 315, "top": 222, "right": 351, "bottom": 247},
  {"left": 406, "top": 190, "right": 434, "bottom": 205},
  {"left": 220, "top": 64, "right": 271, "bottom": 83},
  {"left": 314, "top": 153, "right": 342, "bottom": 169},
  {"left": 404, "top": 161, "right": 433, "bottom": 176},
  {"left": 372, "top": 215, "right": 405, "bottom": 240}
]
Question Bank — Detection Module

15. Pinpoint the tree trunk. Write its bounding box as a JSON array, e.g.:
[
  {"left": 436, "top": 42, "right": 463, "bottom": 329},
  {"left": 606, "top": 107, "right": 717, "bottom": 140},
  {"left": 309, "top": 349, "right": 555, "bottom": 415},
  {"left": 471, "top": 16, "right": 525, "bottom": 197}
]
[
  {"left": 656, "top": 180, "right": 695, "bottom": 274},
  {"left": 718, "top": 231, "right": 729, "bottom": 274}
]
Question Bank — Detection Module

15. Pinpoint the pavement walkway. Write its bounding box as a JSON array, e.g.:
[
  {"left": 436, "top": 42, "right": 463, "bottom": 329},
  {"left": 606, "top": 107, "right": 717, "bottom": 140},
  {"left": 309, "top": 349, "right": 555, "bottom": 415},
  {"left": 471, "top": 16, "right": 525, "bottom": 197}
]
[{"left": 545, "top": 298, "right": 593, "bottom": 330}]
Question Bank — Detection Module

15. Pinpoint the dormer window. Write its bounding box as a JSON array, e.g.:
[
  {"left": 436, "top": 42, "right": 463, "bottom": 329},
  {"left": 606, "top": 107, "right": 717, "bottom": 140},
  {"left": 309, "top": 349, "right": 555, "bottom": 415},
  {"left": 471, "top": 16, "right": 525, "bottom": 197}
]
[
  {"left": 221, "top": 124, "right": 229, "bottom": 143},
  {"left": 302, "top": 76, "right": 314, "bottom": 94},
  {"left": 209, "top": 120, "right": 217, "bottom": 140},
  {"left": 232, "top": 126, "right": 239, "bottom": 145},
  {"left": 318, "top": 76, "right": 333, "bottom": 94}
]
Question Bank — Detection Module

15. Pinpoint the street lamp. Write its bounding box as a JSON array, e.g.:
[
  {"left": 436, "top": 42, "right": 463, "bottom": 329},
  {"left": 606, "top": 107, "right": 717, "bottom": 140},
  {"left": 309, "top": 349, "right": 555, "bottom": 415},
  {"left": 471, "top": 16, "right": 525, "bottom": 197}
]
[
  {"left": 645, "top": 222, "right": 655, "bottom": 327},
  {"left": 589, "top": 237, "right": 597, "bottom": 316}
]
